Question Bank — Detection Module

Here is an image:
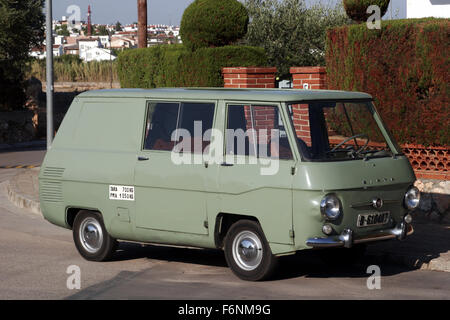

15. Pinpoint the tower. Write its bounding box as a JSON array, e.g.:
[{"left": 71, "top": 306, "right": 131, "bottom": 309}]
[{"left": 87, "top": 5, "right": 92, "bottom": 37}]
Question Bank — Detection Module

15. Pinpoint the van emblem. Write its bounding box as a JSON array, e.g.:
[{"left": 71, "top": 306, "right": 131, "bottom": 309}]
[{"left": 372, "top": 198, "right": 383, "bottom": 209}]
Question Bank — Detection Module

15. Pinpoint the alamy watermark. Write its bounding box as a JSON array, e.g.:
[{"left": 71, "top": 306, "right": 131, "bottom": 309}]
[
  {"left": 66, "top": 265, "right": 81, "bottom": 290},
  {"left": 169, "top": 122, "right": 281, "bottom": 176},
  {"left": 366, "top": 265, "right": 381, "bottom": 290},
  {"left": 366, "top": 5, "right": 382, "bottom": 30}
]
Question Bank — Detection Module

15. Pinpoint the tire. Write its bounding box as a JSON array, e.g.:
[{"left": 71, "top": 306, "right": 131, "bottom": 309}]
[
  {"left": 224, "top": 220, "right": 278, "bottom": 281},
  {"left": 318, "top": 244, "right": 367, "bottom": 266},
  {"left": 73, "top": 210, "right": 118, "bottom": 262}
]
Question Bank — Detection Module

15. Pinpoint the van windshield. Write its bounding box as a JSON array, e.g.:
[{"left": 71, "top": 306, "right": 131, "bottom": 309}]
[{"left": 288, "top": 101, "right": 395, "bottom": 162}]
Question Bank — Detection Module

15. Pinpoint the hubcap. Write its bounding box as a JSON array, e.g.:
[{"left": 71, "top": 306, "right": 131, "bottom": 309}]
[
  {"left": 232, "top": 231, "right": 263, "bottom": 271},
  {"left": 79, "top": 217, "right": 103, "bottom": 253}
]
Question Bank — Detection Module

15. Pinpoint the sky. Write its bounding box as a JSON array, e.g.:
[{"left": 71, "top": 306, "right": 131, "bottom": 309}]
[{"left": 51, "top": 0, "right": 407, "bottom": 26}]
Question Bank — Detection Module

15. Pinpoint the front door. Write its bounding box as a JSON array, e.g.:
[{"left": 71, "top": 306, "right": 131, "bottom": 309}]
[
  {"left": 134, "top": 100, "right": 216, "bottom": 235},
  {"left": 216, "top": 103, "right": 297, "bottom": 245}
]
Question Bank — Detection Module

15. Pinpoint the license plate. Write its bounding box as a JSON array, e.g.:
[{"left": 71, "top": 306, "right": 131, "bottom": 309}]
[{"left": 357, "top": 212, "right": 390, "bottom": 228}]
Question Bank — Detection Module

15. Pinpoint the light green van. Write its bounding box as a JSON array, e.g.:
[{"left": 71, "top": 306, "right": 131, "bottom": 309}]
[{"left": 39, "top": 88, "right": 419, "bottom": 281}]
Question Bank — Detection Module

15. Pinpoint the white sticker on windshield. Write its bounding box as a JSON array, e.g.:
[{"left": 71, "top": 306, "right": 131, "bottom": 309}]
[{"left": 109, "top": 185, "right": 135, "bottom": 201}]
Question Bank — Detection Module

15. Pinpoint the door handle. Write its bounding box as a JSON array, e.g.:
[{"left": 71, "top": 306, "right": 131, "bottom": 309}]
[
  {"left": 138, "top": 156, "right": 149, "bottom": 161},
  {"left": 221, "top": 162, "right": 234, "bottom": 167}
]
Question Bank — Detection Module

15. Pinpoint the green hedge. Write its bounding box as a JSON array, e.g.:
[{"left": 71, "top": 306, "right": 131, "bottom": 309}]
[
  {"left": 326, "top": 18, "right": 450, "bottom": 146},
  {"left": 117, "top": 44, "right": 268, "bottom": 88}
]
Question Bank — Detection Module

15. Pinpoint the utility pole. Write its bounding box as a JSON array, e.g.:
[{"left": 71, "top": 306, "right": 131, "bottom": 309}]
[
  {"left": 110, "top": 34, "right": 113, "bottom": 89},
  {"left": 390, "top": 0, "right": 393, "bottom": 20},
  {"left": 138, "top": 0, "right": 148, "bottom": 48},
  {"left": 45, "top": 0, "right": 54, "bottom": 149}
]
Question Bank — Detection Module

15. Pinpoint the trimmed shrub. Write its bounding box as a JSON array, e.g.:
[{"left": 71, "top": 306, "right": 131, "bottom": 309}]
[
  {"left": 117, "top": 44, "right": 268, "bottom": 88},
  {"left": 343, "top": 0, "right": 390, "bottom": 22},
  {"left": 180, "top": 0, "right": 249, "bottom": 51},
  {"left": 326, "top": 18, "right": 450, "bottom": 146}
]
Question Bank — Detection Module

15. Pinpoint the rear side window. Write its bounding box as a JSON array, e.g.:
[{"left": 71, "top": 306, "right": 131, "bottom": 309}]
[{"left": 144, "top": 101, "right": 215, "bottom": 153}]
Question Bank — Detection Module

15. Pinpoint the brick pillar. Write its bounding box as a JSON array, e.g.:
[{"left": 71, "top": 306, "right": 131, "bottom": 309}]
[
  {"left": 222, "top": 67, "right": 277, "bottom": 89},
  {"left": 290, "top": 67, "right": 327, "bottom": 90},
  {"left": 291, "top": 104, "right": 311, "bottom": 146}
]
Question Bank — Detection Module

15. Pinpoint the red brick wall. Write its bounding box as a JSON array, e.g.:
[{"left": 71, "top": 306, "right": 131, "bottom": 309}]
[
  {"left": 222, "top": 67, "right": 277, "bottom": 89},
  {"left": 291, "top": 104, "right": 311, "bottom": 146},
  {"left": 290, "top": 66, "right": 327, "bottom": 90},
  {"left": 244, "top": 105, "right": 276, "bottom": 144}
]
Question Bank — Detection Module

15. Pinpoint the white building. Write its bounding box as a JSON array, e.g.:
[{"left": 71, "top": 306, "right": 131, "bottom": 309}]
[
  {"left": 54, "top": 35, "right": 66, "bottom": 46},
  {"left": 53, "top": 45, "right": 63, "bottom": 57},
  {"left": 111, "top": 37, "right": 135, "bottom": 50},
  {"left": 30, "top": 47, "right": 46, "bottom": 59},
  {"left": 407, "top": 0, "right": 450, "bottom": 18},
  {"left": 80, "top": 47, "right": 116, "bottom": 62},
  {"left": 78, "top": 38, "right": 102, "bottom": 52},
  {"left": 98, "top": 36, "right": 111, "bottom": 48}
]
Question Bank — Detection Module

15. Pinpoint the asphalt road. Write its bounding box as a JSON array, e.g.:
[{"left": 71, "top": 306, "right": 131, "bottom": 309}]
[{"left": 0, "top": 149, "right": 449, "bottom": 300}]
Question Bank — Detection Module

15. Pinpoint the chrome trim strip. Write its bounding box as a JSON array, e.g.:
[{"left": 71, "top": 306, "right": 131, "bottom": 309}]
[
  {"left": 350, "top": 199, "right": 399, "bottom": 209},
  {"left": 306, "top": 224, "right": 413, "bottom": 248}
]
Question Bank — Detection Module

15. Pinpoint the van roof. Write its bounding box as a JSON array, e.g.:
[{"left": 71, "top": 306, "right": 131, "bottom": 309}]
[{"left": 78, "top": 88, "right": 373, "bottom": 102}]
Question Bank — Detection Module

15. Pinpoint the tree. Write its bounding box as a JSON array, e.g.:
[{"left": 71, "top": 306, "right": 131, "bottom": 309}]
[
  {"left": 343, "top": 0, "right": 390, "bottom": 22},
  {"left": 115, "top": 21, "right": 122, "bottom": 32},
  {"left": 0, "top": 0, "right": 45, "bottom": 111},
  {"left": 56, "top": 24, "right": 70, "bottom": 36},
  {"left": 244, "top": 0, "right": 350, "bottom": 78},
  {"left": 96, "top": 25, "right": 110, "bottom": 36},
  {"left": 180, "top": 0, "right": 249, "bottom": 51}
]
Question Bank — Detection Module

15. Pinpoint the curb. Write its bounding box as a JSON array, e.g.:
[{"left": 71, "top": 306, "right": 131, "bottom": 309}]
[
  {"left": 0, "top": 165, "right": 38, "bottom": 169},
  {"left": 6, "top": 171, "right": 42, "bottom": 216}
]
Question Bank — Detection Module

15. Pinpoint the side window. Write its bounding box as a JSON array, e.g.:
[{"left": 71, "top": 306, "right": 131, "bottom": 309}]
[
  {"left": 226, "top": 105, "right": 251, "bottom": 156},
  {"left": 226, "top": 104, "right": 293, "bottom": 160},
  {"left": 144, "top": 102, "right": 179, "bottom": 151},
  {"left": 143, "top": 101, "right": 215, "bottom": 153},
  {"left": 176, "top": 102, "right": 215, "bottom": 154}
]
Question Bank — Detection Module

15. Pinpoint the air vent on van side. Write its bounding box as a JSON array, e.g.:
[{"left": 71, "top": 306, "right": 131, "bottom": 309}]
[
  {"left": 40, "top": 181, "right": 63, "bottom": 202},
  {"left": 42, "top": 167, "right": 65, "bottom": 179},
  {"left": 40, "top": 167, "right": 65, "bottom": 202}
]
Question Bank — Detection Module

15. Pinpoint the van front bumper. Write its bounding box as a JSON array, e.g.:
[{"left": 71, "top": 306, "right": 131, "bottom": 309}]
[{"left": 306, "top": 222, "right": 414, "bottom": 248}]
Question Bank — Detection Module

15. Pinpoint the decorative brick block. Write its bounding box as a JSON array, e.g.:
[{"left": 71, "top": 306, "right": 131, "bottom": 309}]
[
  {"left": 402, "top": 144, "right": 449, "bottom": 180},
  {"left": 222, "top": 67, "right": 277, "bottom": 89}
]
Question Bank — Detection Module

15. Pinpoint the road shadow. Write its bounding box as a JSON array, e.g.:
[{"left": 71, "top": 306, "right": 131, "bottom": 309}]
[
  {"left": 271, "top": 248, "right": 416, "bottom": 281},
  {"left": 0, "top": 144, "right": 46, "bottom": 154},
  {"left": 112, "top": 242, "right": 228, "bottom": 268},
  {"left": 365, "top": 213, "right": 450, "bottom": 270},
  {"left": 109, "top": 240, "right": 418, "bottom": 281}
]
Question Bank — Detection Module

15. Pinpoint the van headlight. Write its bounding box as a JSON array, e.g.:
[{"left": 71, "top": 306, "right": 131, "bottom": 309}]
[
  {"left": 320, "top": 194, "right": 342, "bottom": 220},
  {"left": 404, "top": 186, "right": 420, "bottom": 210}
]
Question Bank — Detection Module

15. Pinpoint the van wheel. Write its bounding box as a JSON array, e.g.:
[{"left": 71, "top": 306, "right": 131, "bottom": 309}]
[
  {"left": 224, "top": 220, "right": 278, "bottom": 281},
  {"left": 73, "top": 210, "right": 118, "bottom": 261}
]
